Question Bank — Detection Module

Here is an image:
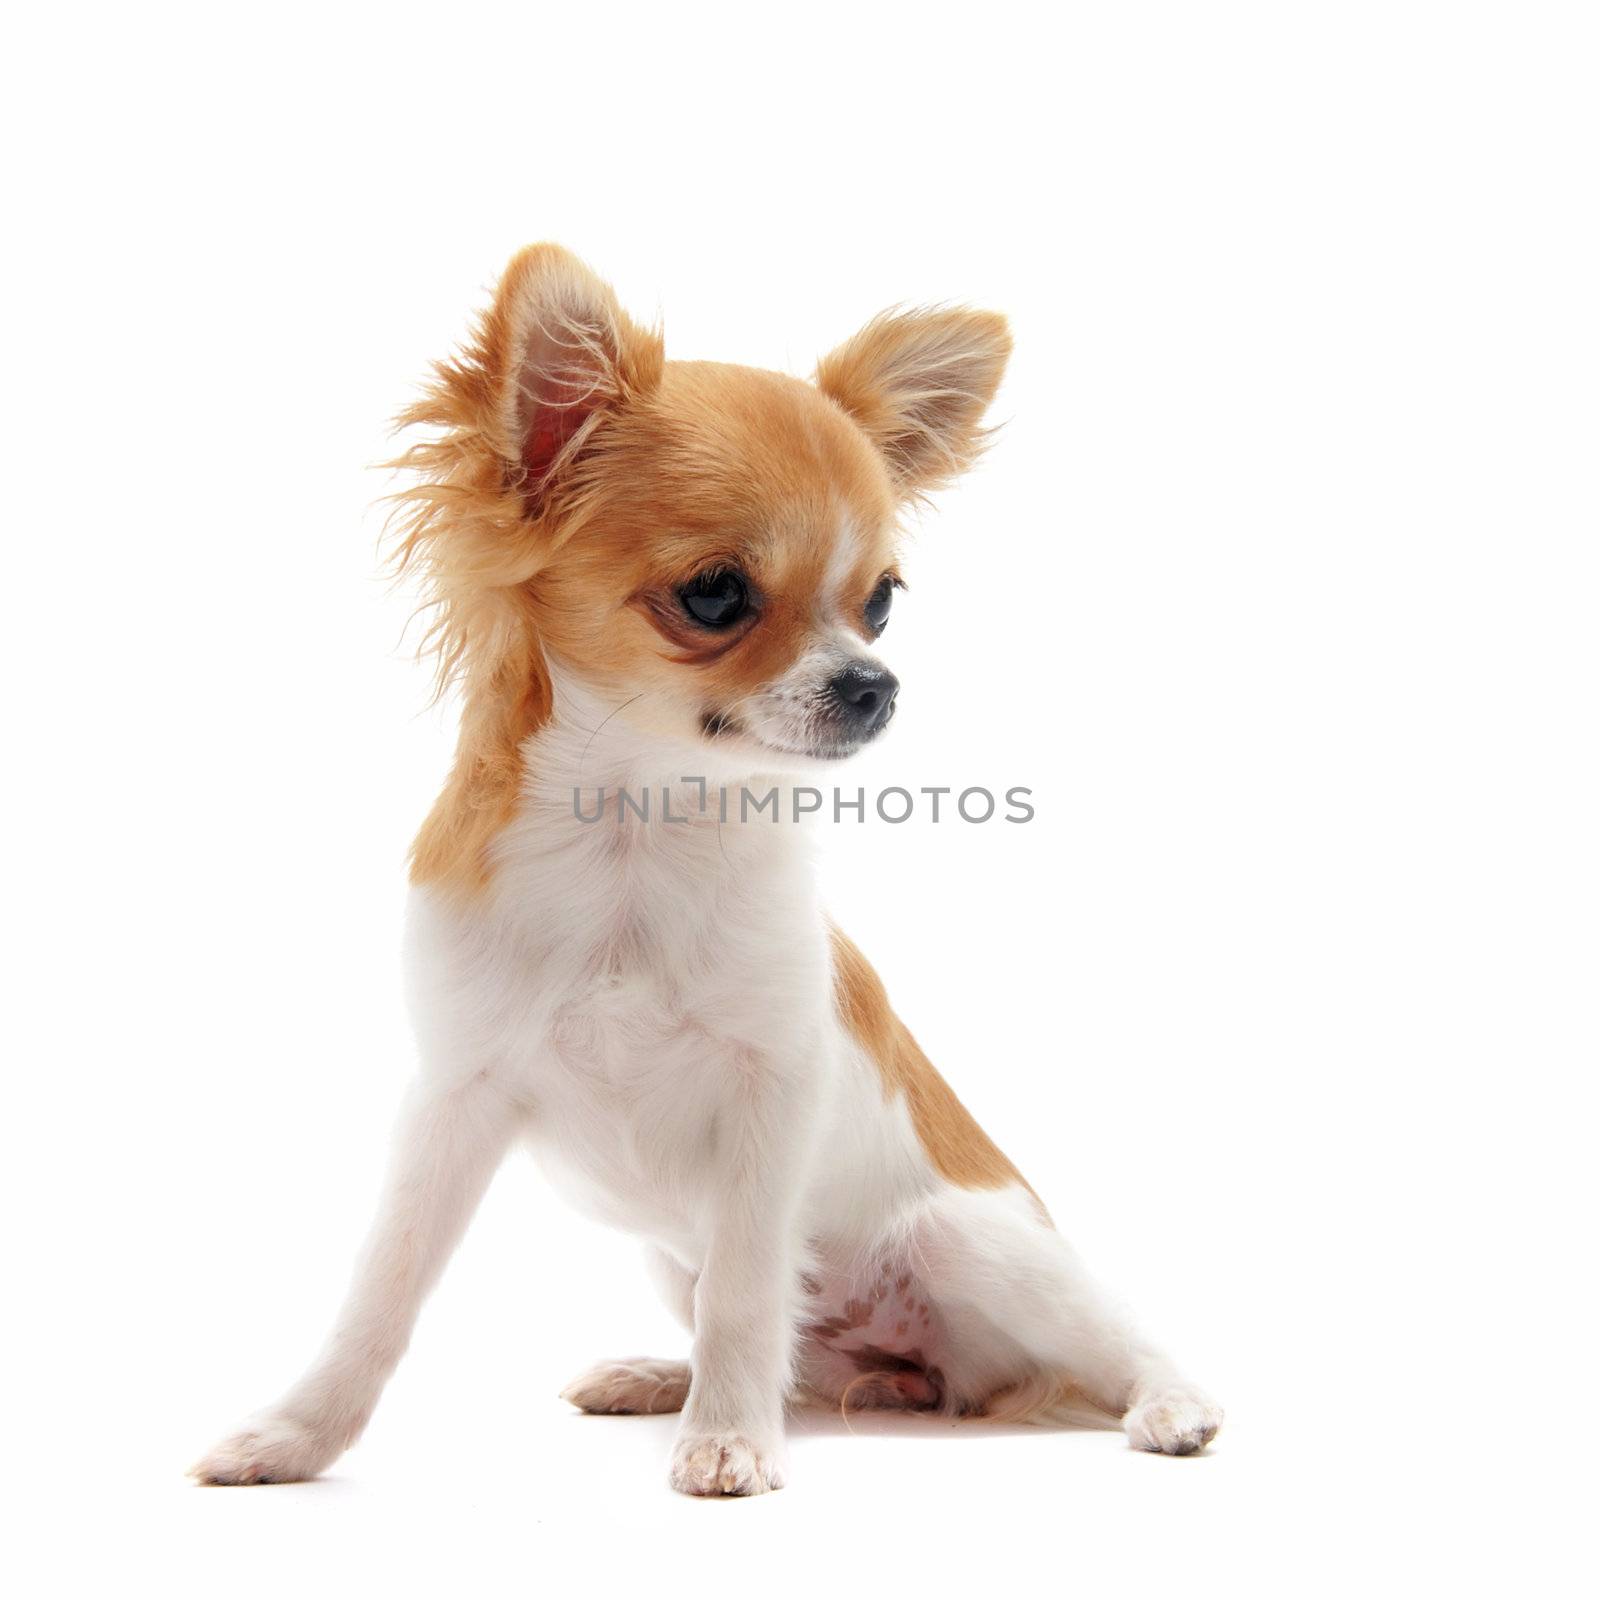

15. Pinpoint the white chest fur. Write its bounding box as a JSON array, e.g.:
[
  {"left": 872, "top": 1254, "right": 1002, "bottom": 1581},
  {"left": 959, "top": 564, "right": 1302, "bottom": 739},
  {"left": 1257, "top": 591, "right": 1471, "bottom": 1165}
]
[{"left": 403, "top": 707, "right": 852, "bottom": 1258}]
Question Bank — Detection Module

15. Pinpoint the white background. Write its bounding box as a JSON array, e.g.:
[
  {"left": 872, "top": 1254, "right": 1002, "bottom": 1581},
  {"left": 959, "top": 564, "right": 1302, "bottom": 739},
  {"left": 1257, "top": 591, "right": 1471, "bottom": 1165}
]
[{"left": 4, "top": 3, "right": 1595, "bottom": 1596}]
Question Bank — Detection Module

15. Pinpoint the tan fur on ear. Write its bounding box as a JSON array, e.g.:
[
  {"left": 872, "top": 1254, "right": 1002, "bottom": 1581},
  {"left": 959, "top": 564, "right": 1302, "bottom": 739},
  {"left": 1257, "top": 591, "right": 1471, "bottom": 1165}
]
[
  {"left": 493, "top": 245, "right": 664, "bottom": 494},
  {"left": 385, "top": 245, "right": 661, "bottom": 895},
  {"left": 815, "top": 307, "right": 1012, "bottom": 499}
]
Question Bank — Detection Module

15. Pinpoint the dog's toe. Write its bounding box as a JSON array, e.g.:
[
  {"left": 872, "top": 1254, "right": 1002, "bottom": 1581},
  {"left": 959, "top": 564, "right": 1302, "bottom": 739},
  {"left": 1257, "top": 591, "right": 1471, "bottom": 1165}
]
[
  {"left": 1123, "top": 1387, "right": 1223, "bottom": 1456},
  {"left": 190, "top": 1415, "right": 336, "bottom": 1485},
  {"left": 669, "top": 1431, "right": 785, "bottom": 1496}
]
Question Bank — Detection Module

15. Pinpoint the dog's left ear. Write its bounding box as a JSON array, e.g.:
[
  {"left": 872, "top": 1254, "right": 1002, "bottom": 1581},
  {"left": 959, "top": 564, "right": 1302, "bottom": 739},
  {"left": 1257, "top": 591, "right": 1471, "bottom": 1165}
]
[{"left": 815, "top": 307, "right": 1012, "bottom": 499}]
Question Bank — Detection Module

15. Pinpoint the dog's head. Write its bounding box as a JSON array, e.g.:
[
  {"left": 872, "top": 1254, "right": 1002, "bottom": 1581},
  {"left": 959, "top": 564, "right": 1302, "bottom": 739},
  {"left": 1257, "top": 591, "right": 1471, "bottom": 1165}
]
[{"left": 395, "top": 245, "right": 1010, "bottom": 773}]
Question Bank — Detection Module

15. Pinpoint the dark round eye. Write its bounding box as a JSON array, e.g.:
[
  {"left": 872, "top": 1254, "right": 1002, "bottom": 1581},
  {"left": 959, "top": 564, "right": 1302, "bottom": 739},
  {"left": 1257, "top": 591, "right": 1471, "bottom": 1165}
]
[
  {"left": 679, "top": 568, "right": 750, "bottom": 629},
  {"left": 864, "top": 575, "right": 895, "bottom": 633}
]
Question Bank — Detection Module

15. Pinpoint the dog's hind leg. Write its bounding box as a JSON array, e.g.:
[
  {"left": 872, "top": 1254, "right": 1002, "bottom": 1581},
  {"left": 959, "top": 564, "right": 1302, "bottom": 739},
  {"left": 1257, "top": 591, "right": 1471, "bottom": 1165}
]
[
  {"left": 560, "top": 1248, "right": 695, "bottom": 1415},
  {"left": 560, "top": 1356, "right": 692, "bottom": 1415},
  {"left": 915, "top": 1186, "right": 1223, "bottom": 1454},
  {"left": 192, "top": 1071, "right": 519, "bottom": 1484}
]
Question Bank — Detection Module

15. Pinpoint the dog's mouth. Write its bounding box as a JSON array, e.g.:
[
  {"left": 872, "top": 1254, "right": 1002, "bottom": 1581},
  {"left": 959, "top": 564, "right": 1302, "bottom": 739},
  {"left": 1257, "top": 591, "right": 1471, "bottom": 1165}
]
[{"left": 698, "top": 707, "right": 887, "bottom": 764}]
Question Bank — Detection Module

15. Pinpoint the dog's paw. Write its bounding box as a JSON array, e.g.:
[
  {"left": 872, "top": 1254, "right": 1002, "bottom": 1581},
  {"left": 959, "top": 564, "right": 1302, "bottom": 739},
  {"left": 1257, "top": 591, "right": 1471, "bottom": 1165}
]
[
  {"left": 1123, "top": 1385, "right": 1223, "bottom": 1456},
  {"left": 190, "top": 1414, "right": 339, "bottom": 1485},
  {"left": 561, "top": 1357, "right": 691, "bottom": 1415},
  {"left": 669, "top": 1431, "right": 786, "bottom": 1497}
]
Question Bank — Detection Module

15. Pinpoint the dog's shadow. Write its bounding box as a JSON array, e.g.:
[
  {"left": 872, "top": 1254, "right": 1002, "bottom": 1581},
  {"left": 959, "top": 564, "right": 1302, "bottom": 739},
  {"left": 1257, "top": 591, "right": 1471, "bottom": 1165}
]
[
  {"left": 570, "top": 1404, "right": 1118, "bottom": 1444},
  {"left": 791, "top": 1406, "right": 1118, "bottom": 1442}
]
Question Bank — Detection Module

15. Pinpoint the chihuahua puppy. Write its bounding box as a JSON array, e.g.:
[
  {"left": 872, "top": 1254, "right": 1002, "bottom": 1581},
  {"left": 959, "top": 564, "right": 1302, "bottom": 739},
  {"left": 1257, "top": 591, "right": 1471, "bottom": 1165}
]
[{"left": 194, "top": 245, "right": 1221, "bottom": 1495}]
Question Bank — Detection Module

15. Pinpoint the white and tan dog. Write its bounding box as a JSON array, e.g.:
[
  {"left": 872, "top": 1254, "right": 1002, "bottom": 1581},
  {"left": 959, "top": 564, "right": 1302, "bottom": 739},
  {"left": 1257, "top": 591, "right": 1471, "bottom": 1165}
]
[{"left": 194, "top": 245, "right": 1221, "bottom": 1495}]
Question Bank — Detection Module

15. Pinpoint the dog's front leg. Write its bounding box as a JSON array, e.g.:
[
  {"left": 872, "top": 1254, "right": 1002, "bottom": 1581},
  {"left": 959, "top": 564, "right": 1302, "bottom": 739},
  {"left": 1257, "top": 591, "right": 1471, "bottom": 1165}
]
[
  {"left": 668, "top": 1046, "right": 820, "bottom": 1497},
  {"left": 192, "top": 1070, "right": 517, "bottom": 1484}
]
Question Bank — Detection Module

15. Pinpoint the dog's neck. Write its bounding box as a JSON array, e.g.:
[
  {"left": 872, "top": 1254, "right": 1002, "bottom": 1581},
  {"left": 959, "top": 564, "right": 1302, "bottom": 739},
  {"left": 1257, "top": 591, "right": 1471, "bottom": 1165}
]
[{"left": 452, "top": 668, "right": 821, "bottom": 968}]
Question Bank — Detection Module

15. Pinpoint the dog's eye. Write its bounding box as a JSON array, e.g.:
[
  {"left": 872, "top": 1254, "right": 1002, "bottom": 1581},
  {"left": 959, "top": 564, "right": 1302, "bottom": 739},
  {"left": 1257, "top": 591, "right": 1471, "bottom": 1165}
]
[
  {"left": 864, "top": 575, "right": 895, "bottom": 634},
  {"left": 679, "top": 569, "right": 750, "bottom": 629}
]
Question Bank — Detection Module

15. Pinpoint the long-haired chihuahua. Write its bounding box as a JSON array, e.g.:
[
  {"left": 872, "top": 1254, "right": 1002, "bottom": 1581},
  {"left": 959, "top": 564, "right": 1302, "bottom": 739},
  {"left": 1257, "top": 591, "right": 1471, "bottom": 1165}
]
[{"left": 194, "top": 245, "right": 1221, "bottom": 1495}]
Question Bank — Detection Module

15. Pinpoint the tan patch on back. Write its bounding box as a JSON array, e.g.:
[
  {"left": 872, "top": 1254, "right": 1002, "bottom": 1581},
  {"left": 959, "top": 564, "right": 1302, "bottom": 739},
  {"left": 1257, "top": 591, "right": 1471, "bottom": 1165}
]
[{"left": 829, "top": 926, "right": 1039, "bottom": 1199}]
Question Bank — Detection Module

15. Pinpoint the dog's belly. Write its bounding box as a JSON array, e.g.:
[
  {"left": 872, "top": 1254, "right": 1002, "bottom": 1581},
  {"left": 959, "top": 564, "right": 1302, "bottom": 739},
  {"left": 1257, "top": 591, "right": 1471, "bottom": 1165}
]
[{"left": 799, "top": 1261, "right": 953, "bottom": 1409}]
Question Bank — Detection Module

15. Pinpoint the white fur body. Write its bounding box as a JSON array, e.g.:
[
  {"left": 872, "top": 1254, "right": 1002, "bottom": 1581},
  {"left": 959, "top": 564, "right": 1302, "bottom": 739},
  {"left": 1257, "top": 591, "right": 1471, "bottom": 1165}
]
[{"left": 195, "top": 677, "right": 1221, "bottom": 1493}]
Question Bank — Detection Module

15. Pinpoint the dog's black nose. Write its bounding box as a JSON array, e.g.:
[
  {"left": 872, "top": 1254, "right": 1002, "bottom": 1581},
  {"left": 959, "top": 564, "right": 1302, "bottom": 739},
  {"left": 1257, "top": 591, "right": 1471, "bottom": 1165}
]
[{"left": 827, "top": 661, "right": 899, "bottom": 732}]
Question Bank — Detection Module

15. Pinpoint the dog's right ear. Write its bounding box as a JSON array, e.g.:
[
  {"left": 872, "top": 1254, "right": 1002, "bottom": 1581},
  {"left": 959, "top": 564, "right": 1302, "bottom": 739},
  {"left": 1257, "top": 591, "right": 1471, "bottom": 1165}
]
[{"left": 480, "top": 244, "right": 663, "bottom": 506}]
